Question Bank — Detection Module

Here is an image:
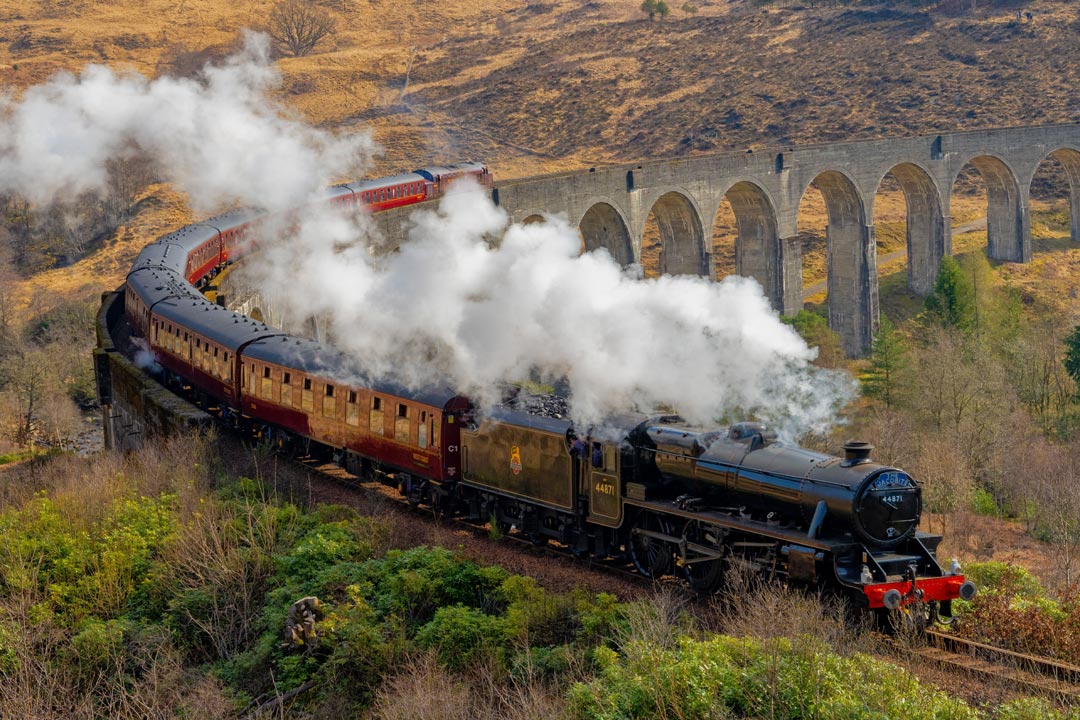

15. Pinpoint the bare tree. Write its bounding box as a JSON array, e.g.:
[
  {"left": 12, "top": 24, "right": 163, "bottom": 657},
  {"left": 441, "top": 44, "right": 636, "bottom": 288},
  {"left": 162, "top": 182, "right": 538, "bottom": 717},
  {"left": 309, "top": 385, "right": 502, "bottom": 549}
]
[
  {"left": 0, "top": 348, "right": 51, "bottom": 447},
  {"left": 267, "top": 0, "right": 337, "bottom": 58}
]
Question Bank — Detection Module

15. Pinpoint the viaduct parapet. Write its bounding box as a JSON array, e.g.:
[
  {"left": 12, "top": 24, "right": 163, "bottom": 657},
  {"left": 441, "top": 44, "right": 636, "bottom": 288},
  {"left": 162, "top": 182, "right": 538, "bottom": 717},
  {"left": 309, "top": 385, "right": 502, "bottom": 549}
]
[{"left": 366, "top": 124, "right": 1080, "bottom": 355}]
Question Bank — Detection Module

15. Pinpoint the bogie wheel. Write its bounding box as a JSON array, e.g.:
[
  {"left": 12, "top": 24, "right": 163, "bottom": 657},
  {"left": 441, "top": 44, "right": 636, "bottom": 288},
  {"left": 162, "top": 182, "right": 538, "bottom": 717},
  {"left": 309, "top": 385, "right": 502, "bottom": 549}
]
[
  {"left": 629, "top": 513, "right": 675, "bottom": 579},
  {"left": 275, "top": 432, "right": 296, "bottom": 458},
  {"left": 680, "top": 522, "right": 725, "bottom": 593}
]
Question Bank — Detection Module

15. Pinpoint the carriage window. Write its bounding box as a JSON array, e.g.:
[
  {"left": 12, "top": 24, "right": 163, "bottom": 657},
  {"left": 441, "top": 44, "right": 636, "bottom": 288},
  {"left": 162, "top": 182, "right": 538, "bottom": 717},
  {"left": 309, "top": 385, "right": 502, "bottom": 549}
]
[
  {"left": 260, "top": 366, "right": 273, "bottom": 400},
  {"left": 345, "top": 390, "right": 360, "bottom": 426},
  {"left": 370, "top": 397, "right": 384, "bottom": 435},
  {"left": 281, "top": 372, "right": 293, "bottom": 407},
  {"left": 394, "top": 405, "right": 410, "bottom": 443},
  {"left": 301, "top": 377, "right": 313, "bottom": 412},
  {"left": 418, "top": 411, "right": 428, "bottom": 449},
  {"left": 323, "top": 384, "right": 336, "bottom": 419}
]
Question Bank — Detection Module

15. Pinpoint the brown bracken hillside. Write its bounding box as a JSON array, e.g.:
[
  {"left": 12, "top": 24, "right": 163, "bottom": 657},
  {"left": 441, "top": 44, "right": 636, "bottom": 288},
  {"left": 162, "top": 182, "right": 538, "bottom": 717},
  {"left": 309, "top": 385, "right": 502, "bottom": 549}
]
[
  {"left": 2, "top": 0, "right": 1077, "bottom": 180},
  {"left": 2, "top": 0, "right": 1077, "bottom": 301}
]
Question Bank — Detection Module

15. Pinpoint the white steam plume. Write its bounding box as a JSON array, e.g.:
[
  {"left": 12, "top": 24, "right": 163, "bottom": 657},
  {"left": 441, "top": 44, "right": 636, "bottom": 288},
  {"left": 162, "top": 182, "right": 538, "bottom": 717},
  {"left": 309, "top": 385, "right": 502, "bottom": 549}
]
[
  {"left": 0, "top": 32, "right": 374, "bottom": 213},
  {"left": 243, "top": 183, "right": 856, "bottom": 436},
  {"left": 3, "top": 42, "right": 854, "bottom": 436}
]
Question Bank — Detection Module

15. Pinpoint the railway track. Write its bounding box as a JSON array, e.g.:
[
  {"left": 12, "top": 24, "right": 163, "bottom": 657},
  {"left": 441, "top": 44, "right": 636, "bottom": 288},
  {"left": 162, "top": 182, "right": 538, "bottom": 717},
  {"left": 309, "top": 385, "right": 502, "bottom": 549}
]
[{"left": 912, "top": 628, "right": 1080, "bottom": 700}]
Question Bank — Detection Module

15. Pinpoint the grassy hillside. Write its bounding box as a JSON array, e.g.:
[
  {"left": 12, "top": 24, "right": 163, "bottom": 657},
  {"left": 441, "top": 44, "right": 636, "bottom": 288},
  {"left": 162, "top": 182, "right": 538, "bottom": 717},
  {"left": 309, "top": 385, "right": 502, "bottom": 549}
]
[
  {"left": 3, "top": 0, "right": 1078, "bottom": 180},
  {"left": 4, "top": 0, "right": 1075, "bottom": 302}
]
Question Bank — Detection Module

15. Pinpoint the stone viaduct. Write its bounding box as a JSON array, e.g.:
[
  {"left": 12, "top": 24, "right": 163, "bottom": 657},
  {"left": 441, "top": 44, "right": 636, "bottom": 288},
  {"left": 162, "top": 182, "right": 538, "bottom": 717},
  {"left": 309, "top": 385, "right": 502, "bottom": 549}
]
[
  {"left": 217, "top": 124, "right": 1080, "bottom": 356},
  {"left": 364, "top": 123, "right": 1079, "bottom": 355}
]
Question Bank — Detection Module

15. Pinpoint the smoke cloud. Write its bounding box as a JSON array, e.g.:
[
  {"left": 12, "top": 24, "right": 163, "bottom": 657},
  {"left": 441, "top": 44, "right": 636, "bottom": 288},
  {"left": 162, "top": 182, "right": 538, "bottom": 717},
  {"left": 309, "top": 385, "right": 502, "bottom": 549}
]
[
  {"left": 3, "top": 41, "right": 855, "bottom": 437},
  {"left": 0, "top": 32, "right": 374, "bottom": 213},
  {"left": 242, "top": 183, "right": 856, "bottom": 436}
]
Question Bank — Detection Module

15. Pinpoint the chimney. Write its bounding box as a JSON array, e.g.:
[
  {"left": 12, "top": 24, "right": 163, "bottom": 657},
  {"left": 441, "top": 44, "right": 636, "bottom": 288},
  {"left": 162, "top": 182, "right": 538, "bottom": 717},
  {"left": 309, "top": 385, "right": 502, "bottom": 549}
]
[{"left": 842, "top": 440, "right": 874, "bottom": 464}]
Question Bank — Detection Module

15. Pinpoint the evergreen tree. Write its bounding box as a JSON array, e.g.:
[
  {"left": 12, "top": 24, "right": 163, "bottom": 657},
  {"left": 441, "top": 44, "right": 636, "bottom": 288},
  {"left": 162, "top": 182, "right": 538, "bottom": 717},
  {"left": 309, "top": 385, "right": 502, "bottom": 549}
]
[
  {"left": 861, "top": 316, "right": 909, "bottom": 408},
  {"left": 640, "top": 0, "right": 670, "bottom": 20},
  {"left": 925, "top": 255, "right": 976, "bottom": 331},
  {"left": 1064, "top": 325, "right": 1080, "bottom": 395}
]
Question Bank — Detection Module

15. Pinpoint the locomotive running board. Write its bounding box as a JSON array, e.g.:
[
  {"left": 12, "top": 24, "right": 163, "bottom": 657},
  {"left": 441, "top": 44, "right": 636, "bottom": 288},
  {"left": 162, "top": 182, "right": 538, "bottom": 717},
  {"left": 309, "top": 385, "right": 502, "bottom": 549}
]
[{"left": 624, "top": 498, "right": 844, "bottom": 554}]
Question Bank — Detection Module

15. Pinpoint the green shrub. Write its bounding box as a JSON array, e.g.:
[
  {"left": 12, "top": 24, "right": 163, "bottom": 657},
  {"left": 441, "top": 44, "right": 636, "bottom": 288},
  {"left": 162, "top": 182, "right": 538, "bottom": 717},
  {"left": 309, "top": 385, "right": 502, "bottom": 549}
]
[
  {"left": 577, "top": 592, "right": 623, "bottom": 644},
  {"left": 996, "top": 697, "right": 1080, "bottom": 720},
  {"left": 953, "top": 561, "right": 1080, "bottom": 664},
  {"left": 363, "top": 547, "right": 508, "bottom": 626},
  {"left": 319, "top": 596, "right": 393, "bottom": 707},
  {"left": 962, "top": 561, "right": 1046, "bottom": 598},
  {"left": 511, "top": 644, "right": 579, "bottom": 682},
  {"left": 276, "top": 522, "right": 362, "bottom": 587},
  {"left": 414, "top": 604, "right": 506, "bottom": 671},
  {"left": 500, "top": 575, "right": 580, "bottom": 646},
  {"left": 0, "top": 624, "right": 18, "bottom": 674},
  {"left": 568, "top": 635, "right": 977, "bottom": 720},
  {"left": 971, "top": 486, "right": 1000, "bottom": 517},
  {"left": 0, "top": 494, "right": 177, "bottom": 623},
  {"left": 69, "top": 618, "right": 130, "bottom": 679}
]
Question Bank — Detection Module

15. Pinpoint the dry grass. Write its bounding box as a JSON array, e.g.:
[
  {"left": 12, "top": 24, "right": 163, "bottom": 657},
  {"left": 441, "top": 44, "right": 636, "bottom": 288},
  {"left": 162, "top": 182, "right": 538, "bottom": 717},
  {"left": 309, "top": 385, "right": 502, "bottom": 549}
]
[
  {"left": 0, "top": 429, "right": 216, "bottom": 519},
  {"left": 708, "top": 563, "right": 873, "bottom": 658},
  {"left": 369, "top": 652, "right": 568, "bottom": 720}
]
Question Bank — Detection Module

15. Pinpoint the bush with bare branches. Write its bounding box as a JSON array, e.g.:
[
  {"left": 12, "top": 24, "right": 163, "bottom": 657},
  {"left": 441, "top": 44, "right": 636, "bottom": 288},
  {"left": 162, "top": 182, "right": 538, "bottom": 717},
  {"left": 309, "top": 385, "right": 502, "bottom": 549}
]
[{"left": 267, "top": 0, "right": 337, "bottom": 58}]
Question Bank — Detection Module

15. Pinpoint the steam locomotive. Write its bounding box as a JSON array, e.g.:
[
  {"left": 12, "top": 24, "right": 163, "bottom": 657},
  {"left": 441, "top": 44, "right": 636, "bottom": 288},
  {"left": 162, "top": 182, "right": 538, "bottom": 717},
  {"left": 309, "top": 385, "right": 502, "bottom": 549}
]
[
  {"left": 448, "top": 409, "right": 974, "bottom": 620},
  {"left": 116, "top": 163, "right": 973, "bottom": 623}
]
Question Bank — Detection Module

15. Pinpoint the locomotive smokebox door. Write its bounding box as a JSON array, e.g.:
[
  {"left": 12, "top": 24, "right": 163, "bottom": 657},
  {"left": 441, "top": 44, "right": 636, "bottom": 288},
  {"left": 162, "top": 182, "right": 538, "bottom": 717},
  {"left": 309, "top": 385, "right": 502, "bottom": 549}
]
[{"left": 588, "top": 441, "right": 623, "bottom": 527}]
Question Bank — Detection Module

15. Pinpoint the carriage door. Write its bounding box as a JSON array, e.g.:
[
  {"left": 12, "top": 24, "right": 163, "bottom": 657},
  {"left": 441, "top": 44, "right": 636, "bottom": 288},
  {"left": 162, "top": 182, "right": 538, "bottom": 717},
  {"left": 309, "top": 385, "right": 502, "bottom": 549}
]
[{"left": 587, "top": 441, "right": 622, "bottom": 527}]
